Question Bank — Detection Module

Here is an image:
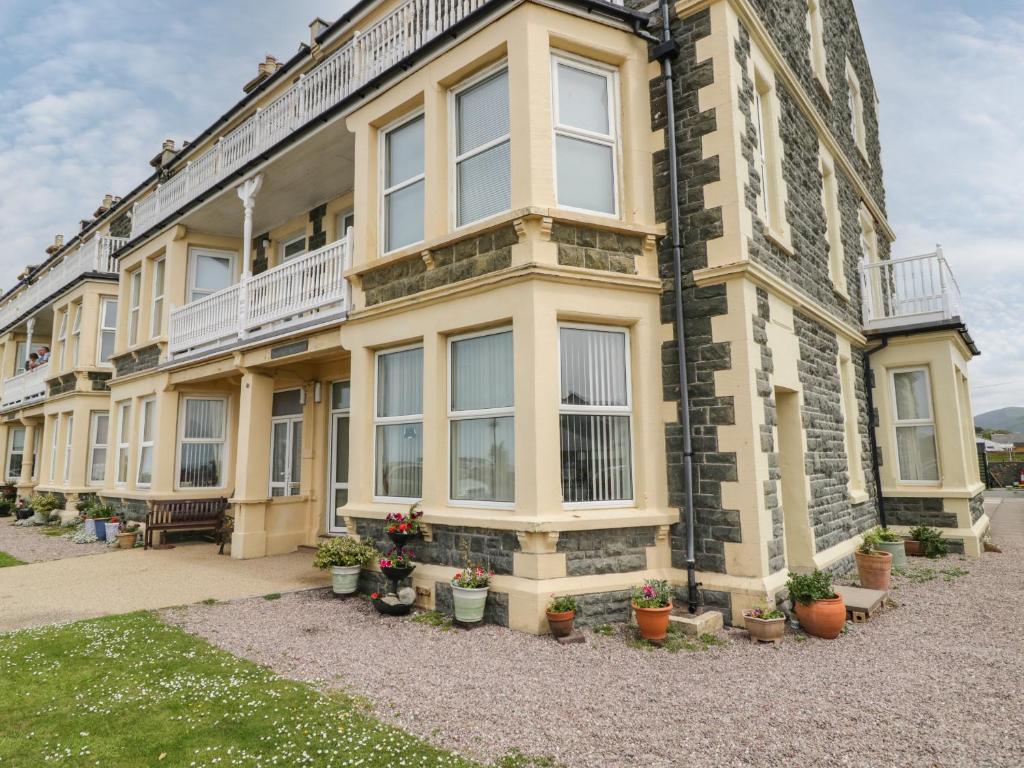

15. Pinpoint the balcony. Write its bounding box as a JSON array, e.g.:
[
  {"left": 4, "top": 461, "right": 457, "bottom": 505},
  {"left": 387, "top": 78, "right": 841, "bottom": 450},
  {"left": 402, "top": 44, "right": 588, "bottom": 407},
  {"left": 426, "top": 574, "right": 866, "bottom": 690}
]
[
  {"left": 0, "top": 235, "right": 126, "bottom": 334},
  {"left": 168, "top": 234, "right": 351, "bottom": 358},
  {"left": 1, "top": 364, "right": 49, "bottom": 412},
  {"left": 860, "top": 248, "right": 964, "bottom": 332}
]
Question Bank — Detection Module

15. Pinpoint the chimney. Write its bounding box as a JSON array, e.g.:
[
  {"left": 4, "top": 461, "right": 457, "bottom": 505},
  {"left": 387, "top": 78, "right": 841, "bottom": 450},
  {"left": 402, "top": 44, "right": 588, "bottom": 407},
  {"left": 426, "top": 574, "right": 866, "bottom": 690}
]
[
  {"left": 44, "top": 234, "right": 64, "bottom": 256},
  {"left": 149, "top": 139, "right": 178, "bottom": 171},
  {"left": 92, "top": 193, "right": 116, "bottom": 218},
  {"left": 242, "top": 55, "right": 282, "bottom": 94},
  {"left": 309, "top": 17, "right": 330, "bottom": 45}
]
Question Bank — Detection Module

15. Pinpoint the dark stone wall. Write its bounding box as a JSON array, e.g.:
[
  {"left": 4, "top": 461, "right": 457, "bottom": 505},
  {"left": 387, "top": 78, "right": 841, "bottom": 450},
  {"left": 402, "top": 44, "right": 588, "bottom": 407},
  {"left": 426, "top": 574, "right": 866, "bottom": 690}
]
[
  {"left": 88, "top": 371, "right": 112, "bottom": 391},
  {"left": 551, "top": 223, "right": 640, "bottom": 274},
  {"left": 988, "top": 462, "right": 1023, "bottom": 488},
  {"left": 362, "top": 225, "right": 516, "bottom": 306},
  {"left": 308, "top": 204, "right": 327, "bottom": 251},
  {"left": 885, "top": 497, "right": 957, "bottom": 528},
  {"left": 112, "top": 343, "right": 161, "bottom": 377},
  {"left": 48, "top": 373, "right": 77, "bottom": 397},
  {"left": 353, "top": 518, "right": 519, "bottom": 575},
  {"left": 573, "top": 589, "right": 632, "bottom": 627},
  {"left": 753, "top": 290, "right": 786, "bottom": 573},
  {"left": 108, "top": 212, "right": 132, "bottom": 239},
  {"left": 100, "top": 496, "right": 150, "bottom": 523},
  {"left": 970, "top": 492, "right": 984, "bottom": 524},
  {"left": 556, "top": 527, "right": 656, "bottom": 576}
]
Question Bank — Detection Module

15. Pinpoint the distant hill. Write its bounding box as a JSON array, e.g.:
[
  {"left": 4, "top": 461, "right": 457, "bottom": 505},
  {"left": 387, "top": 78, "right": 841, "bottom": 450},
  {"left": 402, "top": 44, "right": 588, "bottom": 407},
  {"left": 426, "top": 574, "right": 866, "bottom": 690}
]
[{"left": 975, "top": 407, "right": 1024, "bottom": 434}]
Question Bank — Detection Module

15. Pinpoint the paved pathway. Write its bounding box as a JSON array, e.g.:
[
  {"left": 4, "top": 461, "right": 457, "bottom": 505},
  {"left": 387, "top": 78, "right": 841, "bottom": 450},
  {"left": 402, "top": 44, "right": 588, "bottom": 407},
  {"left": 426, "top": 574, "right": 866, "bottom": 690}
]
[
  {"left": 987, "top": 488, "right": 1024, "bottom": 537},
  {"left": 0, "top": 542, "right": 327, "bottom": 631}
]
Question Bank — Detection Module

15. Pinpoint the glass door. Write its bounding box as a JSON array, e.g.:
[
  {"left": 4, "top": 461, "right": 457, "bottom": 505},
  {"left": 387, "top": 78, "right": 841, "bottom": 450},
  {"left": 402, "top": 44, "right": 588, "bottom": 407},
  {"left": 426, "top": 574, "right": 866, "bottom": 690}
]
[{"left": 326, "top": 381, "right": 351, "bottom": 533}]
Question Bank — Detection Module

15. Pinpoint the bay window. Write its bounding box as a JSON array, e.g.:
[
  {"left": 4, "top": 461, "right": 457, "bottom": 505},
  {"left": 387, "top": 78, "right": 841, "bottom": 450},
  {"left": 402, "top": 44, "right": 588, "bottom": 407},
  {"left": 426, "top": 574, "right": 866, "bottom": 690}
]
[
  {"left": 137, "top": 398, "right": 156, "bottom": 486},
  {"left": 559, "top": 325, "right": 633, "bottom": 505},
  {"left": 892, "top": 368, "right": 939, "bottom": 482},
  {"left": 453, "top": 67, "right": 510, "bottom": 227},
  {"left": 97, "top": 298, "right": 117, "bottom": 364},
  {"left": 6, "top": 427, "right": 25, "bottom": 481},
  {"left": 116, "top": 402, "right": 131, "bottom": 485},
  {"left": 449, "top": 330, "right": 514, "bottom": 504},
  {"left": 552, "top": 55, "right": 618, "bottom": 216},
  {"left": 88, "top": 411, "right": 109, "bottom": 485},
  {"left": 382, "top": 114, "right": 425, "bottom": 253},
  {"left": 178, "top": 397, "right": 227, "bottom": 489},
  {"left": 374, "top": 346, "right": 423, "bottom": 500},
  {"left": 270, "top": 389, "right": 303, "bottom": 497}
]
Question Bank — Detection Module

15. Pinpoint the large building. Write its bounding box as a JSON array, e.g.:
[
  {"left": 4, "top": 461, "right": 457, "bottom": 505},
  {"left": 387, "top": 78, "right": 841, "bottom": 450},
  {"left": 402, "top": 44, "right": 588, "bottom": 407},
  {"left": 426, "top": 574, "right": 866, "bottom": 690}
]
[{"left": 1, "top": 0, "right": 985, "bottom": 631}]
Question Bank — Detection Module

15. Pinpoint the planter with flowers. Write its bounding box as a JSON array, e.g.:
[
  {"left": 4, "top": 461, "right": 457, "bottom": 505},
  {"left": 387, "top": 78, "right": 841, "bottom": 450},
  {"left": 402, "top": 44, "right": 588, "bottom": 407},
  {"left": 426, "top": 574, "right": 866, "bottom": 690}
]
[
  {"left": 116, "top": 521, "right": 141, "bottom": 549},
  {"left": 314, "top": 536, "right": 378, "bottom": 595},
  {"left": 385, "top": 502, "right": 424, "bottom": 549},
  {"left": 13, "top": 498, "right": 32, "bottom": 521},
  {"left": 631, "top": 579, "right": 672, "bottom": 641},
  {"left": 373, "top": 541, "right": 418, "bottom": 616},
  {"left": 787, "top": 570, "right": 845, "bottom": 640},
  {"left": 451, "top": 565, "right": 493, "bottom": 625},
  {"left": 546, "top": 594, "right": 578, "bottom": 638},
  {"left": 84, "top": 503, "right": 116, "bottom": 541},
  {"left": 104, "top": 516, "right": 123, "bottom": 543},
  {"left": 742, "top": 604, "right": 786, "bottom": 644}
]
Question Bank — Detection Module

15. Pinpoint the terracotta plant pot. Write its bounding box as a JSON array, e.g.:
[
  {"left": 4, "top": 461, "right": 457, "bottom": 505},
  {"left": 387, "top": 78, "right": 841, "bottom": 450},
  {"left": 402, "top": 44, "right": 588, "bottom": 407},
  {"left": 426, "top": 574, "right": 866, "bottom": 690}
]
[
  {"left": 793, "top": 596, "right": 846, "bottom": 640},
  {"left": 633, "top": 603, "right": 672, "bottom": 642},
  {"left": 116, "top": 531, "right": 137, "bottom": 549},
  {"left": 546, "top": 609, "right": 575, "bottom": 638},
  {"left": 743, "top": 614, "right": 786, "bottom": 644},
  {"left": 855, "top": 550, "right": 893, "bottom": 591},
  {"left": 904, "top": 539, "right": 924, "bottom": 557}
]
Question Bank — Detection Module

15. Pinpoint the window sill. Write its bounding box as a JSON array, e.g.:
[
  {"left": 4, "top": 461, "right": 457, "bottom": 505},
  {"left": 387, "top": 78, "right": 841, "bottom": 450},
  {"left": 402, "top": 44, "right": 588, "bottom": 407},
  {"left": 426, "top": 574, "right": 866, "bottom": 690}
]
[
  {"left": 762, "top": 225, "right": 794, "bottom": 257},
  {"left": 856, "top": 143, "right": 870, "bottom": 165},
  {"left": 832, "top": 284, "right": 850, "bottom": 302},
  {"left": 848, "top": 489, "right": 869, "bottom": 505},
  {"left": 814, "top": 72, "right": 831, "bottom": 102}
]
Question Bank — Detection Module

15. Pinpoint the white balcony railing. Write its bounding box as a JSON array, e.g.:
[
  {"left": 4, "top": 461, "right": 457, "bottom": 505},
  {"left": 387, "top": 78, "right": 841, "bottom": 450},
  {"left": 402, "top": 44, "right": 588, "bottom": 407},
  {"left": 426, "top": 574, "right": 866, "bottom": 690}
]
[
  {"left": 131, "top": 0, "right": 548, "bottom": 238},
  {"left": 860, "top": 247, "right": 964, "bottom": 331},
  {"left": 168, "top": 233, "right": 351, "bottom": 357},
  {"left": 1, "top": 364, "right": 49, "bottom": 412},
  {"left": 0, "top": 235, "right": 126, "bottom": 333}
]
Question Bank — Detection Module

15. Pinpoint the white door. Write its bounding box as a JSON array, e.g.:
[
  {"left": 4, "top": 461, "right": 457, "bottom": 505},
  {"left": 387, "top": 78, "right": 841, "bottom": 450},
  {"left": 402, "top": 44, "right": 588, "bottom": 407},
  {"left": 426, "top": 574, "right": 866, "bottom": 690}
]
[{"left": 326, "top": 381, "right": 351, "bottom": 533}]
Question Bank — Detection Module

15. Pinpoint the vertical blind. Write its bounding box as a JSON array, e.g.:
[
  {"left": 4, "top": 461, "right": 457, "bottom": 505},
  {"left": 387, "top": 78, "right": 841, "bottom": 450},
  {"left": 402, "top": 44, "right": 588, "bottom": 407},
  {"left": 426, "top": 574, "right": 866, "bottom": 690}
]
[
  {"left": 137, "top": 400, "right": 155, "bottom": 485},
  {"left": 375, "top": 348, "right": 423, "bottom": 498},
  {"left": 179, "top": 398, "right": 226, "bottom": 488},
  {"left": 90, "top": 412, "right": 108, "bottom": 484},
  {"left": 456, "top": 69, "right": 511, "bottom": 226}
]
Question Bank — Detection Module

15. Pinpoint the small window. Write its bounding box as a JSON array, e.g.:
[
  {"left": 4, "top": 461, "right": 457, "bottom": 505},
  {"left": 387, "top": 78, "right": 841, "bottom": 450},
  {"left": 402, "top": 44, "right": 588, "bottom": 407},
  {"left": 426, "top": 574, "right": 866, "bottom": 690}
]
[
  {"left": 552, "top": 56, "right": 618, "bottom": 215},
  {"left": 14, "top": 341, "right": 27, "bottom": 375},
  {"left": 151, "top": 258, "right": 166, "bottom": 337},
  {"left": 891, "top": 368, "right": 939, "bottom": 482},
  {"left": 336, "top": 210, "right": 354, "bottom": 242},
  {"left": 188, "top": 249, "right": 236, "bottom": 303},
  {"left": 374, "top": 346, "right": 423, "bottom": 499},
  {"left": 449, "top": 330, "right": 514, "bottom": 504},
  {"left": 807, "top": 0, "right": 828, "bottom": 89},
  {"left": 88, "top": 411, "right": 109, "bottom": 485},
  {"left": 558, "top": 325, "right": 633, "bottom": 505},
  {"left": 56, "top": 310, "right": 68, "bottom": 371},
  {"left": 845, "top": 60, "right": 867, "bottom": 154},
  {"left": 70, "top": 304, "right": 82, "bottom": 367},
  {"left": 62, "top": 415, "right": 74, "bottom": 484},
  {"left": 116, "top": 402, "right": 131, "bottom": 485},
  {"left": 382, "top": 114, "right": 425, "bottom": 253},
  {"left": 820, "top": 146, "right": 845, "bottom": 292},
  {"left": 270, "top": 389, "right": 304, "bottom": 497},
  {"left": 453, "top": 67, "right": 511, "bottom": 227},
  {"left": 137, "top": 397, "right": 156, "bottom": 487},
  {"left": 178, "top": 397, "right": 227, "bottom": 488},
  {"left": 279, "top": 232, "right": 306, "bottom": 262},
  {"left": 128, "top": 269, "right": 142, "bottom": 346},
  {"left": 752, "top": 86, "right": 772, "bottom": 225},
  {"left": 97, "top": 298, "right": 118, "bottom": 365},
  {"left": 6, "top": 427, "right": 25, "bottom": 481}
]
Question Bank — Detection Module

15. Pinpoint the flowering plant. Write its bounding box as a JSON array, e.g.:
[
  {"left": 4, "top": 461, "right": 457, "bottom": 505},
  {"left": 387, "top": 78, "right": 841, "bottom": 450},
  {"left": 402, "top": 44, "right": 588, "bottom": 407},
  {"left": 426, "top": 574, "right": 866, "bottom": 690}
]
[
  {"left": 547, "top": 594, "right": 578, "bottom": 614},
  {"left": 379, "top": 547, "right": 415, "bottom": 569},
  {"left": 631, "top": 579, "right": 671, "bottom": 609},
  {"left": 451, "top": 565, "right": 492, "bottom": 589},
  {"left": 386, "top": 502, "right": 424, "bottom": 535},
  {"left": 743, "top": 604, "right": 784, "bottom": 621}
]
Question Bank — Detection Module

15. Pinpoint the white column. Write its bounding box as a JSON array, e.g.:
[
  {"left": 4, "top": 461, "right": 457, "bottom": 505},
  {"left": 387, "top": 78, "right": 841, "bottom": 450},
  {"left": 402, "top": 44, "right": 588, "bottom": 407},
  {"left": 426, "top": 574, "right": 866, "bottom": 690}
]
[
  {"left": 236, "top": 174, "right": 264, "bottom": 272},
  {"left": 24, "top": 317, "right": 35, "bottom": 361}
]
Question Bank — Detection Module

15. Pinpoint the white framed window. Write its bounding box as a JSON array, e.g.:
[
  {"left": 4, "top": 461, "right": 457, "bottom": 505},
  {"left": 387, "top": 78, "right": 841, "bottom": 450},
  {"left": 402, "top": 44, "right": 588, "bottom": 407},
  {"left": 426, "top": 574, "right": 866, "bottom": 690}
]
[
  {"left": 891, "top": 367, "right": 939, "bottom": 483},
  {"left": 279, "top": 232, "right": 306, "bottom": 262},
  {"left": 187, "top": 248, "right": 237, "bottom": 304},
  {"left": 56, "top": 310, "right": 68, "bottom": 371},
  {"left": 62, "top": 415, "right": 74, "bottom": 484},
  {"left": 88, "top": 410, "right": 109, "bottom": 485},
  {"left": 558, "top": 324, "right": 634, "bottom": 505},
  {"left": 551, "top": 54, "right": 619, "bottom": 216},
  {"left": 177, "top": 396, "right": 227, "bottom": 489},
  {"left": 127, "top": 268, "right": 142, "bottom": 346},
  {"left": 838, "top": 352, "right": 865, "bottom": 495},
  {"left": 97, "top": 297, "right": 117, "bottom": 365},
  {"left": 858, "top": 207, "right": 878, "bottom": 264},
  {"left": 452, "top": 65, "right": 511, "bottom": 227},
  {"left": 382, "top": 113, "right": 425, "bottom": 254},
  {"left": 327, "top": 381, "right": 351, "bottom": 533},
  {"left": 374, "top": 346, "right": 423, "bottom": 500},
  {"left": 752, "top": 85, "right": 772, "bottom": 225},
  {"left": 70, "top": 304, "right": 82, "bottom": 367},
  {"left": 807, "top": 0, "right": 828, "bottom": 90},
  {"left": 137, "top": 397, "right": 156, "bottom": 487},
  {"left": 845, "top": 59, "right": 866, "bottom": 154},
  {"left": 14, "top": 341, "right": 27, "bottom": 375},
  {"left": 115, "top": 401, "right": 131, "bottom": 485},
  {"left": 819, "top": 145, "right": 845, "bottom": 292},
  {"left": 6, "top": 427, "right": 25, "bottom": 481},
  {"left": 448, "top": 329, "right": 514, "bottom": 505},
  {"left": 335, "top": 210, "right": 354, "bottom": 242},
  {"left": 151, "top": 257, "right": 166, "bottom": 337},
  {"left": 269, "top": 389, "right": 304, "bottom": 497},
  {"left": 48, "top": 416, "right": 59, "bottom": 482}
]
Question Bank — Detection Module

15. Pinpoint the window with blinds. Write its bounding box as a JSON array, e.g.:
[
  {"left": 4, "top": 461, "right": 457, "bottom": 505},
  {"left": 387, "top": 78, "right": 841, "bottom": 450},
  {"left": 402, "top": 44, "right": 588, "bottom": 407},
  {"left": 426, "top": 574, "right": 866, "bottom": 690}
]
[
  {"left": 137, "top": 398, "right": 156, "bottom": 487},
  {"left": 892, "top": 368, "right": 939, "bottom": 482},
  {"left": 449, "top": 329, "right": 514, "bottom": 504},
  {"left": 454, "top": 67, "right": 511, "bottom": 227},
  {"left": 62, "top": 415, "right": 74, "bottom": 485},
  {"left": 178, "top": 397, "right": 227, "bottom": 489},
  {"left": 128, "top": 269, "right": 142, "bottom": 346},
  {"left": 374, "top": 346, "right": 423, "bottom": 499},
  {"left": 88, "top": 411, "right": 109, "bottom": 485},
  {"left": 6, "top": 427, "right": 24, "bottom": 481},
  {"left": 383, "top": 114, "right": 425, "bottom": 253},
  {"left": 98, "top": 298, "right": 117, "bottom": 365},
  {"left": 151, "top": 258, "right": 166, "bottom": 338},
  {"left": 558, "top": 325, "right": 633, "bottom": 505},
  {"left": 116, "top": 402, "right": 131, "bottom": 485}
]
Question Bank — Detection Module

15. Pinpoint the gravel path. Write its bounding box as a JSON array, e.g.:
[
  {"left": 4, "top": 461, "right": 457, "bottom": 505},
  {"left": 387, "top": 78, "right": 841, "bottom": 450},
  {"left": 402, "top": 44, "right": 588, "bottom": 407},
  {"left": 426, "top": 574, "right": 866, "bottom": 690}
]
[
  {"left": 166, "top": 495, "right": 1024, "bottom": 768},
  {"left": 0, "top": 519, "right": 107, "bottom": 562}
]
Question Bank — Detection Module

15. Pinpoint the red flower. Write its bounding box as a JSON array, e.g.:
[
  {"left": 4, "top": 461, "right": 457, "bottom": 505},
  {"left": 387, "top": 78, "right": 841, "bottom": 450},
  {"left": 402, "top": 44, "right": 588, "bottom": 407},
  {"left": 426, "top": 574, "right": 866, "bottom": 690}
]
[
  {"left": 398, "top": 523, "right": 408, "bottom": 532},
  {"left": 371, "top": 592, "right": 379, "bottom": 600}
]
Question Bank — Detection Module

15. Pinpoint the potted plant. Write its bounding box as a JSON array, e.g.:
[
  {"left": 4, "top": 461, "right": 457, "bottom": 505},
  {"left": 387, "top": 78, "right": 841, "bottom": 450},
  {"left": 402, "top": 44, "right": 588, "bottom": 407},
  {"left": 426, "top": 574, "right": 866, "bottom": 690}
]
[
  {"left": 787, "top": 570, "right": 845, "bottom": 639},
  {"left": 450, "top": 564, "right": 493, "bottom": 625},
  {"left": 0, "top": 499, "right": 11, "bottom": 517},
  {"left": 86, "top": 503, "right": 116, "bottom": 541},
  {"left": 13, "top": 498, "right": 32, "bottom": 521},
  {"left": 875, "top": 527, "right": 907, "bottom": 567},
  {"left": 855, "top": 529, "right": 893, "bottom": 591},
  {"left": 546, "top": 594, "right": 578, "bottom": 638},
  {"left": 29, "top": 493, "right": 61, "bottom": 525},
  {"left": 104, "top": 516, "right": 123, "bottom": 542},
  {"left": 379, "top": 547, "right": 416, "bottom": 582},
  {"left": 313, "top": 536, "right": 378, "bottom": 595},
  {"left": 742, "top": 604, "right": 786, "bottom": 644},
  {"left": 117, "top": 521, "right": 140, "bottom": 549},
  {"left": 906, "top": 525, "right": 949, "bottom": 559},
  {"left": 631, "top": 579, "right": 672, "bottom": 642},
  {"left": 385, "top": 502, "right": 424, "bottom": 549}
]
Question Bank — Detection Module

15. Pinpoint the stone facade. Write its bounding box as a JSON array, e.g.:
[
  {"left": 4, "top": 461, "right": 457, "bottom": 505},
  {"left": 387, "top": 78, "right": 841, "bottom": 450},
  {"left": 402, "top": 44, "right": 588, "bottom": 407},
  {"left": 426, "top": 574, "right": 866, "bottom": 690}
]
[
  {"left": 308, "top": 203, "right": 327, "bottom": 251},
  {"left": 108, "top": 212, "right": 131, "bottom": 239},
  {"left": 111, "top": 343, "right": 161, "bottom": 377},
  {"left": 574, "top": 589, "right": 632, "bottom": 627},
  {"left": 354, "top": 518, "right": 519, "bottom": 575},
  {"left": 99, "top": 495, "right": 150, "bottom": 522},
  {"left": 362, "top": 225, "right": 517, "bottom": 306},
  {"left": 970, "top": 492, "right": 985, "bottom": 525},
  {"left": 88, "top": 371, "right": 112, "bottom": 391},
  {"left": 885, "top": 497, "right": 957, "bottom": 528},
  {"left": 550, "top": 222, "right": 640, "bottom": 274},
  {"left": 556, "top": 527, "right": 657, "bottom": 576},
  {"left": 987, "top": 462, "right": 1023, "bottom": 488},
  {"left": 48, "top": 373, "right": 78, "bottom": 397}
]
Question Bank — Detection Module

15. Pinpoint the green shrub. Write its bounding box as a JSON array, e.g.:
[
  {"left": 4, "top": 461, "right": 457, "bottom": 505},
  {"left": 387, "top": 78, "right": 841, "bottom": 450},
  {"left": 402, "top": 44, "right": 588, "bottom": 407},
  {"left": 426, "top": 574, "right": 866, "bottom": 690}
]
[
  {"left": 312, "top": 537, "right": 377, "bottom": 570},
  {"left": 859, "top": 529, "right": 881, "bottom": 554},
  {"left": 546, "top": 594, "right": 578, "bottom": 614},
  {"left": 876, "top": 527, "right": 902, "bottom": 543},
  {"left": 30, "top": 494, "right": 62, "bottom": 516},
  {"left": 786, "top": 570, "right": 837, "bottom": 605},
  {"left": 908, "top": 525, "right": 949, "bottom": 558}
]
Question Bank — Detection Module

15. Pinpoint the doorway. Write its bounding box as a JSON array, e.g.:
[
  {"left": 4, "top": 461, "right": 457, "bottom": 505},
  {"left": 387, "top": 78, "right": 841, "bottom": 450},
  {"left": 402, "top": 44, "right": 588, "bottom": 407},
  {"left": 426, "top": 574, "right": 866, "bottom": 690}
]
[
  {"left": 326, "top": 380, "right": 351, "bottom": 534},
  {"left": 775, "top": 387, "right": 815, "bottom": 569}
]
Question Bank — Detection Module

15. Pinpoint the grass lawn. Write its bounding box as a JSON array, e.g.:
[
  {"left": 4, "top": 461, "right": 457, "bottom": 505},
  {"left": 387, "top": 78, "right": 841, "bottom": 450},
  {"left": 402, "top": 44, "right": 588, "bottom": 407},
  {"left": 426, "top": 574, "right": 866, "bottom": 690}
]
[
  {"left": 0, "top": 551, "right": 24, "bottom": 567},
  {"left": 0, "top": 612, "right": 481, "bottom": 768}
]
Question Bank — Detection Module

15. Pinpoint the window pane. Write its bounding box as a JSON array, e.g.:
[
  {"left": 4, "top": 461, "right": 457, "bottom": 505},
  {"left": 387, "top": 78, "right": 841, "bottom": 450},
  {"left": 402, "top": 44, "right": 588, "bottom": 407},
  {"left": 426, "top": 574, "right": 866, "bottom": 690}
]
[
  {"left": 333, "top": 489, "right": 349, "bottom": 525},
  {"left": 141, "top": 401, "right": 155, "bottom": 442},
  {"left": 118, "top": 448, "right": 129, "bottom": 484},
  {"left": 375, "top": 423, "right": 422, "bottom": 498},
  {"left": 184, "top": 399, "right": 225, "bottom": 439},
  {"left": 334, "top": 416, "right": 350, "bottom": 484},
  {"left": 94, "top": 413, "right": 109, "bottom": 446},
  {"left": 457, "top": 70, "right": 509, "bottom": 154},
  {"left": 118, "top": 406, "right": 131, "bottom": 443},
  {"left": 331, "top": 381, "right": 351, "bottom": 410},
  {"left": 154, "top": 259, "right": 165, "bottom": 294},
  {"left": 100, "top": 330, "right": 115, "bottom": 363},
  {"left": 272, "top": 389, "right": 303, "bottom": 417},
  {"left": 138, "top": 446, "right": 153, "bottom": 485},
  {"left": 559, "top": 414, "right": 632, "bottom": 503},
  {"left": 102, "top": 299, "right": 118, "bottom": 327},
  {"left": 451, "top": 331, "right": 513, "bottom": 411},
  {"left": 193, "top": 254, "right": 232, "bottom": 294},
  {"left": 451, "top": 416, "right": 514, "bottom": 502},
  {"left": 893, "top": 370, "right": 931, "bottom": 420},
  {"left": 560, "top": 327, "right": 628, "bottom": 407},
  {"left": 271, "top": 422, "right": 288, "bottom": 484},
  {"left": 457, "top": 140, "right": 510, "bottom": 226},
  {"left": 555, "top": 135, "right": 614, "bottom": 214},
  {"left": 385, "top": 179, "right": 424, "bottom": 251},
  {"left": 377, "top": 348, "right": 423, "bottom": 418},
  {"left": 896, "top": 425, "right": 939, "bottom": 482},
  {"left": 10, "top": 429, "right": 25, "bottom": 452},
  {"left": 178, "top": 443, "right": 223, "bottom": 488},
  {"left": 386, "top": 115, "right": 424, "bottom": 187},
  {"left": 90, "top": 447, "right": 107, "bottom": 483},
  {"left": 290, "top": 422, "right": 302, "bottom": 491},
  {"left": 8, "top": 453, "right": 22, "bottom": 479},
  {"left": 557, "top": 63, "right": 609, "bottom": 135},
  {"left": 283, "top": 237, "right": 306, "bottom": 260}
]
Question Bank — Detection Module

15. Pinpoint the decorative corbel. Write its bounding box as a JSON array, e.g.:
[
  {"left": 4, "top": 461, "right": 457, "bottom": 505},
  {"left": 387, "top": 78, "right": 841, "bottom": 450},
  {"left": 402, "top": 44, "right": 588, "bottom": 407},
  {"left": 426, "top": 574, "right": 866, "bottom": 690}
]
[
  {"left": 420, "top": 522, "right": 433, "bottom": 542},
  {"left": 512, "top": 218, "right": 528, "bottom": 243},
  {"left": 657, "top": 524, "right": 671, "bottom": 543},
  {"left": 421, "top": 250, "right": 435, "bottom": 270},
  {"left": 539, "top": 216, "right": 554, "bottom": 241}
]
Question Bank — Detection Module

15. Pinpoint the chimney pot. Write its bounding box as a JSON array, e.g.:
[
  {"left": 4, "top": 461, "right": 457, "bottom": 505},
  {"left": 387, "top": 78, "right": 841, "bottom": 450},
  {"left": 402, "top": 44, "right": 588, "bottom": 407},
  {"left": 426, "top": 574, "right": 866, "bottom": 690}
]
[
  {"left": 162, "top": 138, "right": 175, "bottom": 152},
  {"left": 309, "top": 17, "right": 330, "bottom": 45}
]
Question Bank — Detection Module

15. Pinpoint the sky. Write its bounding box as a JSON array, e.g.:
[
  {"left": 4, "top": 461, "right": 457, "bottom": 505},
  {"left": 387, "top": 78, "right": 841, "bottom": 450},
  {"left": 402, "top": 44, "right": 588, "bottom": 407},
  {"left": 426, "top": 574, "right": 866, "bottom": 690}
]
[{"left": 0, "top": 0, "right": 1020, "bottom": 413}]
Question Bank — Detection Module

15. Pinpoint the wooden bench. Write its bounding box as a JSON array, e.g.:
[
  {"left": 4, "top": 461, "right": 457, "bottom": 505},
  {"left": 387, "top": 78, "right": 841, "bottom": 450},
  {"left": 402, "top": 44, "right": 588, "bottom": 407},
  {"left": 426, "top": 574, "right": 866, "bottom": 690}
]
[{"left": 145, "top": 498, "right": 229, "bottom": 550}]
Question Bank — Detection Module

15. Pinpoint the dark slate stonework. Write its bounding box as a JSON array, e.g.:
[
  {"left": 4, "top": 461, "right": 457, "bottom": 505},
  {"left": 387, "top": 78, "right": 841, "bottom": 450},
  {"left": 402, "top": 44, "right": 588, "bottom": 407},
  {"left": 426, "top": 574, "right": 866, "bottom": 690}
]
[
  {"left": 556, "top": 527, "right": 656, "bottom": 576},
  {"left": 885, "top": 497, "right": 957, "bottom": 528},
  {"left": 988, "top": 461, "right": 1024, "bottom": 488},
  {"left": 574, "top": 589, "right": 632, "bottom": 627},
  {"left": 108, "top": 212, "right": 132, "bottom": 239},
  {"left": 692, "top": 587, "right": 733, "bottom": 626},
  {"left": 308, "top": 204, "right": 327, "bottom": 251},
  {"left": 100, "top": 496, "right": 150, "bottom": 523},
  {"left": 353, "top": 518, "right": 519, "bottom": 575},
  {"left": 551, "top": 222, "right": 640, "bottom": 274},
  {"left": 112, "top": 343, "right": 161, "bottom": 377},
  {"left": 48, "top": 373, "right": 77, "bottom": 397},
  {"left": 434, "top": 582, "right": 509, "bottom": 626},
  {"left": 252, "top": 231, "right": 270, "bottom": 275},
  {"left": 970, "top": 492, "right": 985, "bottom": 524},
  {"left": 88, "top": 371, "right": 112, "bottom": 391},
  {"left": 752, "top": 291, "right": 786, "bottom": 574},
  {"left": 362, "top": 225, "right": 516, "bottom": 306}
]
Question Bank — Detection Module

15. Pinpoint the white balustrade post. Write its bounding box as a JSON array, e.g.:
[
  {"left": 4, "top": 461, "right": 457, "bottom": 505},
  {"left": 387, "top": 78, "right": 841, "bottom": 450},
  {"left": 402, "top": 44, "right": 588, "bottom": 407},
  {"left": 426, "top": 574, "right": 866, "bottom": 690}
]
[
  {"left": 236, "top": 174, "right": 263, "bottom": 340},
  {"left": 238, "top": 272, "right": 252, "bottom": 340},
  {"left": 24, "top": 317, "right": 35, "bottom": 365}
]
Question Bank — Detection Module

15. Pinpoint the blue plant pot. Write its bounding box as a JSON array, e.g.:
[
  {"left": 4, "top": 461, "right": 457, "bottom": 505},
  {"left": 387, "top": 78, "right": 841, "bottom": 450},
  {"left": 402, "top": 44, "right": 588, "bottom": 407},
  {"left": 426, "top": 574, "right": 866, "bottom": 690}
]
[{"left": 93, "top": 518, "right": 110, "bottom": 541}]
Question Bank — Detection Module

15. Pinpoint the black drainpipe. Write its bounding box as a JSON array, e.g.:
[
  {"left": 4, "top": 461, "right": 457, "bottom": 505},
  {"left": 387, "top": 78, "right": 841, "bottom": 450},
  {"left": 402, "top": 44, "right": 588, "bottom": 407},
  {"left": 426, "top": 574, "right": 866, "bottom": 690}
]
[{"left": 863, "top": 338, "right": 889, "bottom": 528}]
